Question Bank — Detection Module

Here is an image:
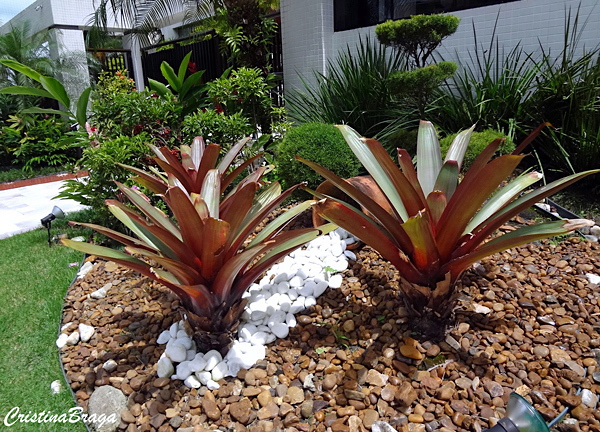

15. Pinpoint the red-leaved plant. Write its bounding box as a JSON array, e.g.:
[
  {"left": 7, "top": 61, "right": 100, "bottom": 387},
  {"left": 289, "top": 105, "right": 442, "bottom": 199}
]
[
  {"left": 299, "top": 122, "right": 597, "bottom": 332},
  {"left": 63, "top": 137, "right": 328, "bottom": 354}
]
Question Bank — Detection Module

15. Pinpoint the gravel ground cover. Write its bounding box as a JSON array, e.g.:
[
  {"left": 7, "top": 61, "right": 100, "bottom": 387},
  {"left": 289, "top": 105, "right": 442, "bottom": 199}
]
[{"left": 57, "top": 213, "right": 600, "bottom": 432}]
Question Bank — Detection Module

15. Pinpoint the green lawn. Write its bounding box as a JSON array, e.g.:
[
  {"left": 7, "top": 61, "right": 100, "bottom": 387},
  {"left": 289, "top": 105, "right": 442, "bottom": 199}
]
[{"left": 0, "top": 215, "right": 90, "bottom": 432}]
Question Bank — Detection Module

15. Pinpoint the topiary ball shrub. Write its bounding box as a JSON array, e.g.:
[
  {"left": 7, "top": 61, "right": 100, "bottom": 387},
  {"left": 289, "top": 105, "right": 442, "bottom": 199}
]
[
  {"left": 439, "top": 129, "right": 515, "bottom": 170},
  {"left": 277, "top": 123, "right": 363, "bottom": 197}
]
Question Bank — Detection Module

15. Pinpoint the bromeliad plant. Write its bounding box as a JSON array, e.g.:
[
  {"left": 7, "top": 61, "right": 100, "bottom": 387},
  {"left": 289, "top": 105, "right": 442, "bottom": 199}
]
[
  {"left": 63, "top": 136, "right": 325, "bottom": 354},
  {"left": 299, "top": 122, "right": 597, "bottom": 327}
]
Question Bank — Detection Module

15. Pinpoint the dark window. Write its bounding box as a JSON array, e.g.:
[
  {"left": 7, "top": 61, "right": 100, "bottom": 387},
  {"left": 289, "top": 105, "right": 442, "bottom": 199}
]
[{"left": 334, "top": 0, "right": 519, "bottom": 32}]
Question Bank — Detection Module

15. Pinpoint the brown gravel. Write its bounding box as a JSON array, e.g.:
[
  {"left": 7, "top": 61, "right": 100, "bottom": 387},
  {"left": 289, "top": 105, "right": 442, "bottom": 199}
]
[{"left": 59, "top": 219, "right": 600, "bottom": 432}]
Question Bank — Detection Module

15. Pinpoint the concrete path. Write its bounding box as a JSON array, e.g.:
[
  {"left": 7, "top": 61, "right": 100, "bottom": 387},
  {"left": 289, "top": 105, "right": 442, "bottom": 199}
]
[{"left": 0, "top": 179, "right": 88, "bottom": 240}]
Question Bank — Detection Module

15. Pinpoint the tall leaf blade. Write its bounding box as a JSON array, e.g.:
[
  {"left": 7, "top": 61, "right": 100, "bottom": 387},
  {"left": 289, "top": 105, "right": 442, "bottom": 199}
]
[
  {"left": 76, "top": 87, "right": 92, "bottom": 127},
  {"left": 201, "top": 169, "right": 221, "bottom": 219},
  {"left": 40, "top": 76, "right": 70, "bottom": 109},
  {"left": 178, "top": 52, "right": 193, "bottom": 84},
  {"left": 444, "top": 125, "right": 475, "bottom": 171},
  {"left": 161, "top": 60, "right": 181, "bottom": 92},
  {"left": 416, "top": 121, "right": 442, "bottom": 197}
]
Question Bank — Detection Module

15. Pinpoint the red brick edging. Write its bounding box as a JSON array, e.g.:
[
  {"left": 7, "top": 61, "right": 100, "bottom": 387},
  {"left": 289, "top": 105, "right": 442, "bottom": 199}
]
[{"left": 0, "top": 171, "right": 89, "bottom": 191}]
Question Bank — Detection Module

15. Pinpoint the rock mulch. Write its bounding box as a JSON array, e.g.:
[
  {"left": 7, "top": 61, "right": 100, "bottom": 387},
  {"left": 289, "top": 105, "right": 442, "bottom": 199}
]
[{"left": 58, "top": 225, "right": 600, "bottom": 432}]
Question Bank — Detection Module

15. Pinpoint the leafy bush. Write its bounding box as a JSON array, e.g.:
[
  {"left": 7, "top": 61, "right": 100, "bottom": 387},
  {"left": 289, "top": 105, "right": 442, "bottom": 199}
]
[
  {"left": 94, "top": 69, "right": 135, "bottom": 100},
  {"left": 206, "top": 67, "right": 277, "bottom": 132},
  {"left": 181, "top": 109, "right": 253, "bottom": 148},
  {"left": 90, "top": 89, "right": 181, "bottom": 143},
  {"left": 277, "top": 123, "right": 362, "bottom": 194},
  {"left": 380, "top": 128, "right": 419, "bottom": 157},
  {"left": 286, "top": 37, "right": 407, "bottom": 138},
  {"left": 439, "top": 129, "right": 515, "bottom": 170},
  {"left": 56, "top": 133, "right": 151, "bottom": 228}
]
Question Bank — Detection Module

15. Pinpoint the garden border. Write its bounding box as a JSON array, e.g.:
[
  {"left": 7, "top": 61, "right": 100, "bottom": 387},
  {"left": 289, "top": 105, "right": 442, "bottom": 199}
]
[{"left": 0, "top": 170, "right": 88, "bottom": 191}]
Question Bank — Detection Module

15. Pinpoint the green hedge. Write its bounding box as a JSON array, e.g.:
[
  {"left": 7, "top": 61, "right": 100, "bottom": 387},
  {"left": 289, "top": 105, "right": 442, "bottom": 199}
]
[
  {"left": 277, "top": 123, "right": 363, "bottom": 196},
  {"left": 439, "top": 129, "right": 515, "bottom": 170}
]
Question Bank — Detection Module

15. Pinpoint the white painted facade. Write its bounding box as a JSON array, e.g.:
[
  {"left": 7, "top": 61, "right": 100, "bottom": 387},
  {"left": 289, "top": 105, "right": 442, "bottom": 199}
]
[{"left": 280, "top": 0, "right": 600, "bottom": 95}]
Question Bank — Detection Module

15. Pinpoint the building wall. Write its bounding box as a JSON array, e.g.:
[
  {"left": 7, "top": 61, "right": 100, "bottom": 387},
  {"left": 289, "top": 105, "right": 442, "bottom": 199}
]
[{"left": 281, "top": 0, "right": 600, "bottom": 96}]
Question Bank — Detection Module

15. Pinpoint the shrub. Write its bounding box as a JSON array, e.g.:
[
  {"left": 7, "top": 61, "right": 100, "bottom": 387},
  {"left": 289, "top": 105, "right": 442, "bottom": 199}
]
[
  {"left": 94, "top": 69, "right": 135, "bottom": 100},
  {"left": 380, "top": 128, "right": 418, "bottom": 157},
  {"left": 277, "top": 123, "right": 362, "bottom": 194},
  {"left": 286, "top": 37, "right": 407, "bottom": 138},
  {"left": 181, "top": 109, "right": 253, "bottom": 149},
  {"left": 56, "top": 133, "right": 151, "bottom": 228},
  {"left": 439, "top": 129, "right": 515, "bottom": 170}
]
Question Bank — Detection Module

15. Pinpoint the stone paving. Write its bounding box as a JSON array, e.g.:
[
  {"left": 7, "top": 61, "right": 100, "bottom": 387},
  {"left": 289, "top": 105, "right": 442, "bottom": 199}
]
[{"left": 0, "top": 179, "right": 87, "bottom": 240}]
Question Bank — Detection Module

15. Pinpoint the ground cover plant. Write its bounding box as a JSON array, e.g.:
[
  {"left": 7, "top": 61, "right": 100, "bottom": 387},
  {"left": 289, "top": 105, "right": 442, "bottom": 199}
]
[
  {"left": 0, "top": 211, "right": 91, "bottom": 432},
  {"left": 301, "top": 122, "right": 598, "bottom": 333},
  {"left": 63, "top": 136, "right": 326, "bottom": 353}
]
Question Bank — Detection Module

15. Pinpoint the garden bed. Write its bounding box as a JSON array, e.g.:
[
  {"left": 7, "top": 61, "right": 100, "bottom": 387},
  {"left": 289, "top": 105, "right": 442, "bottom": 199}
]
[{"left": 57, "top": 214, "right": 600, "bottom": 432}]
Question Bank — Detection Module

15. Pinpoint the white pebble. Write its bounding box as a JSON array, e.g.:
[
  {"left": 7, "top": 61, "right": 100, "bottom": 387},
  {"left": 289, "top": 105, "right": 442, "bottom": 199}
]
[
  {"left": 268, "top": 311, "right": 286, "bottom": 327},
  {"left": 186, "top": 349, "right": 196, "bottom": 361},
  {"left": 271, "top": 323, "right": 289, "bottom": 339},
  {"left": 211, "top": 360, "right": 229, "bottom": 381},
  {"left": 251, "top": 310, "right": 266, "bottom": 321},
  {"left": 176, "top": 337, "right": 193, "bottom": 350},
  {"left": 286, "top": 313, "right": 297, "bottom": 327},
  {"left": 272, "top": 273, "right": 288, "bottom": 284},
  {"left": 56, "top": 333, "right": 68, "bottom": 349},
  {"left": 66, "top": 331, "right": 80, "bottom": 346},
  {"left": 298, "top": 280, "right": 316, "bottom": 297},
  {"left": 195, "top": 371, "right": 212, "bottom": 385},
  {"left": 250, "top": 331, "right": 271, "bottom": 346},
  {"left": 176, "top": 361, "right": 193, "bottom": 380},
  {"left": 289, "top": 275, "right": 304, "bottom": 287},
  {"left": 102, "top": 359, "right": 118, "bottom": 372},
  {"left": 290, "top": 298, "right": 306, "bottom": 314},
  {"left": 288, "top": 288, "right": 299, "bottom": 301},
  {"left": 344, "top": 250, "right": 357, "bottom": 260},
  {"left": 90, "top": 287, "right": 107, "bottom": 299},
  {"left": 204, "top": 350, "right": 223, "bottom": 371},
  {"left": 587, "top": 273, "right": 600, "bottom": 285},
  {"left": 51, "top": 380, "right": 62, "bottom": 395},
  {"left": 313, "top": 280, "right": 329, "bottom": 298},
  {"left": 207, "top": 379, "right": 220, "bottom": 390},
  {"left": 157, "top": 357, "right": 174, "bottom": 378},
  {"left": 304, "top": 296, "right": 317, "bottom": 308},
  {"left": 176, "top": 330, "right": 189, "bottom": 339},
  {"left": 189, "top": 356, "right": 207, "bottom": 372},
  {"left": 79, "top": 324, "right": 95, "bottom": 343},
  {"left": 165, "top": 343, "right": 187, "bottom": 363},
  {"left": 157, "top": 330, "right": 171, "bottom": 344},
  {"left": 169, "top": 322, "right": 178, "bottom": 338},
  {"left": 328, "top": 274, "right": 343, "bottom": 289},
  {"left": 184, "top": 375, "right": 201, "bottom": 388}
]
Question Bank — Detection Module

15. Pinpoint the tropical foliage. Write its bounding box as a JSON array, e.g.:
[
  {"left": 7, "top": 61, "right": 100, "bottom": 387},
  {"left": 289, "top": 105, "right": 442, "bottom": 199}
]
[
  {"left": 300, "top": 123, "right": 597, "bottom": 325},
  {"left": 63, "top": 136, "right": 324, "bottom": 353}
]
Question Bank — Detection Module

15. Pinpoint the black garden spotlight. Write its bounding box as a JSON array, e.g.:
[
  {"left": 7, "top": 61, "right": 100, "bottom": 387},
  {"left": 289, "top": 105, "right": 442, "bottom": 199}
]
[
  {"left": 41, "top": 205, "right": 64, "bottom": 247},
  {"left": 486, "top": 393, "right": 549, "bottom": 432}
]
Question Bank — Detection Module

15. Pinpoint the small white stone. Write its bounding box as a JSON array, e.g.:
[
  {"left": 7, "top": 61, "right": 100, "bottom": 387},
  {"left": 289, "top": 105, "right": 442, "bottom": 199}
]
[
  {"left": 176, "top": 337, "right": 193, "bottom": 350},
  {"left": 295, "top": 268, "right": 308, "bottom": 280},
  {"left": 165, "top": 343, "right": 187, "bottom": 363},
  {"left": 268, "top": 311, "right": 286, "bottom": 327},
  {"left": 186, "top": 349, "right": 196, "bottom": 361},
  {"left": 251, "top": 310, "right": 266, "bottom": 321},
  {"left": 328, "top": 274, "right": 343, "bottom": 289},
  {"left": 331, "top": 242, "right": 344, "bottom": 257},
  {"left": 90, "top": 287, "right": 107, "bottom": 299},
  {"left": 334, "top": 259, "right": 348, "bottom": 271},
  {"left": 272, "top": 273, "right": 288, "bottom": 284},
  {"left": 157, "top": 330, "right": 171, "bottom": 344},
  {"left": 286, "top": 313, "right": 297, "bottom": 327},
  {"left": 298, "top": 280, "right": 316, "bottom": 297},
  {"left": 211, "top": 360, "right": 229, "bottom": 381},
  {"left": 581, "top": 389, "right": 598, "bottom": 408},
  {"left": 587, "top": 273, "right": 600, "bottom": 285},
  {"left": 169, "top": 322, "right": 179, "bottom": 338},
  {"left": 51, "top": 380, "right": 62, "bottom": 395},
  {"left": 304, "top": 296, "right": 317, "bottom": 308},
  {"left": 207, "top": 379, "right": 220, "bottom": 390},
  {"left": 77, "top": 261, "right": 94, "bottom": 279},
  {"left": 79, "top": 324, "right": 95, "bottom": 343},
  {"left": 176, "top": 361, "right": 193, "bottom": 380},
  {"left": 288, "top": 288, "right": 299, "bottom": 301},
  {"left": 271, "top": 323, "right": 289, "bottom": 339},
  {"left": 344, "top": 250, "right": 357, "bottom": 261},
  {"left": 189, "top": 356, "right": 207, "bottom": 372},
  {"left": 60, "top": 322, "right": 73, "bottom": 332},
  {"left": 157, "top": 357, "right": 174, "bottom": 378},
  {"left": 473, "top": 303, "right": 491, "bottom": 314},
  {"left": 66, "top": 331, "right": 80, "bottom": 346},
  {"left": 313, "top": 280, "right": 329, "bottom": 298},
  {"left": 344, "top": 237, "right": 356, "bottom": 247},
  {"left": 195, "top": 371, "right": 212, "bottom": 385},
  {"left": 250, "top": 331, "right": 270, "bottom": 346},
  {"left": 56, "top": 333, "right": 68, "bottom": 349},
  {"left": 290, "top": 298, "right": 306, "bottom": 314},
  {"left": 289, "top": 275, "right": 304, "bottom": 287},
  {"left": 102, "top": 359, "right": 118, "bottom": 372},
  {"left": 183, "top": 375, "right": 201, "bottom": 388},
  {"left": 590, "top": 225, "right": 600, "bottom": 237},
  {"left": 204, "top": 350, "right": 223, "bottom": 371}
]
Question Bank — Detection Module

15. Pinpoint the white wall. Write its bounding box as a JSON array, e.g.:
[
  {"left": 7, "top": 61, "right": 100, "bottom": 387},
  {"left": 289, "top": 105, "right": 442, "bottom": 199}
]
[{"left": 281, "top": 0, "right": 600, "bottom": 96}]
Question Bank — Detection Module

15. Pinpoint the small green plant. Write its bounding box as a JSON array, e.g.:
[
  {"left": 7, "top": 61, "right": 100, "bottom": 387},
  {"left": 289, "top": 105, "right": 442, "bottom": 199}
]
[
  {"left": 181, "top": 109, "right": 253, "bottom": 149},
  {"left": 277, "top": 123, "right": 363, "bottom": 196},
  {"left": 376, "top": 315, "right": 386, "bottom": 324},
  {"left": 94, "top": 69, "right": 135, "bottom": 100},
  {"left": 315, "top": 347, "right": 327, "bottom": 355},
  {"left": 439, "top": 129, "right": 515, "bottom": 171},
  {"left": 376, "top": 14, "right": 460, "bottom": 117}
]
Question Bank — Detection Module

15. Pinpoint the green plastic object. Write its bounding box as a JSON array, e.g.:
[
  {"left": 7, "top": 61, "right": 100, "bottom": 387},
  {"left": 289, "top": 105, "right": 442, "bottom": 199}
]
[{"left": 506, "top": 392, "right": 550, "bottom": 432}]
